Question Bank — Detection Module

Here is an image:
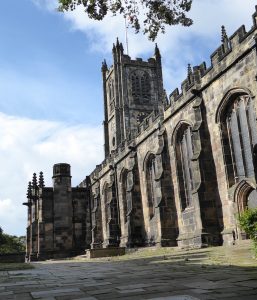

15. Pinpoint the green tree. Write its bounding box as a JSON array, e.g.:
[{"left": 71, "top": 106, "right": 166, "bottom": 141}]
[
  {"left": 238, "top": 208, "right": 257, "bottom": 256},
  {"left": 58, "top": 0, "right": 193, "bottom": 41},
  {"left": 0, "top": 227, "right": 3, "bottom": 244},
  {"left": 0, "top": 228, "right": 25, "bottom": 254}
]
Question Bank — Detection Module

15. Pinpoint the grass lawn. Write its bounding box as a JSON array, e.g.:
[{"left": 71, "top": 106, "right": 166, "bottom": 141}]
[
  {"left": 0, "top": 263, "right": 34, "bottom": 271},
  {"left": 70, "top": 240, "right": 257, "bottom": 267}
]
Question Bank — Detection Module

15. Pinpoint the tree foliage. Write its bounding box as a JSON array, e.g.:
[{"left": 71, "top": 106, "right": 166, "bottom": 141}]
[
  {"left": 0, "top": 227, "right": 25, "bottom": 254},
  {"left": 238, "top": 208, "right": 257, "bottom": 256},
  {"left": 58, "top": 0, "right": 193, "bottom": 41}
]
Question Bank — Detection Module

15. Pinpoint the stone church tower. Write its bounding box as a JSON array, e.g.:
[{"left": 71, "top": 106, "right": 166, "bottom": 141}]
[
  {"left": 102, "top": 39, "right": 165, "bottom": 157},
  {"left": 24, "top": 6, "right": 257, "bottom": 260},
  {"left": 24, "top": 164, "right": 91, "bottom": 261}
]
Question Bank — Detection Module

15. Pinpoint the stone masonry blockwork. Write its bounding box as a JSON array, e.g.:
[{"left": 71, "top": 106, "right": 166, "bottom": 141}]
[{"left": 24, "top": 7, "right": 257, "bottom": 259}]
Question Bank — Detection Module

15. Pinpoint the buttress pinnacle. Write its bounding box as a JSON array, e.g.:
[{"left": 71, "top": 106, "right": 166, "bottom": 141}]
[
  {"left": 221, "top": 25, "right": 228, "bottom": 44},
  {"left": 26, "top": 181, "right": 32, "bottom": 199},
  {"left": 155, "top": 43, "right": 161, "bottom": 59},
  {"left": 39, "top": 171, "right": 45, "bottom": 188},
  {"left": 32, "top": 173, "right": 37, "bottom": 188},
  {"left": 101, "top": 59, "right": 107, "bottom": 72},
  {"left": 187, "top": 64, "right": 192, "bottom": 78}
]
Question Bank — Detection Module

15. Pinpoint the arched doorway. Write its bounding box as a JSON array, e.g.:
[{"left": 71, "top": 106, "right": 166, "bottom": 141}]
[{"left": 234, "top": 180, "right": 257, "bottom": 239}]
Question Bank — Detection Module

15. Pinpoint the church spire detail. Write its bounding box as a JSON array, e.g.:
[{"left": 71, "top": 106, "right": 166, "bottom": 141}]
[
  {"left": 221, "top": 25, "right": 230, "bottom": 52},
  {"left": 154, "top": 43, "right": 161, "bottom": 59},
  {"left": 221, "top": 25, "right": 228, "bottom": 43},
  {"left": 101, "top": 59, "right": 107, "bottom": 72},
  {"left": 39, "top": 171, "right": 45, "bottom": 188},
  {"left": 187, "top": 64, "right": 192, "bottom": 78},
  {"left": 26, "top": 181, "right": 32, "bottom": 199},
  {"left": 32, "top": 173, "right": 37, "bottom": 188}
]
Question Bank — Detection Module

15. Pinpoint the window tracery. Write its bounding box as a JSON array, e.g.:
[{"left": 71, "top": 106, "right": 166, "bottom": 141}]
[
  {"left": 108, "top": 80, "right": 115, "bottom": 112},
  {"left": 146, "top": 154, "right": 156, "bottom": 219},
  {"left": 121, "top": 171, "right": 128, "bottom": 223},
  {"left": 131, "top": 71, "right": 151, "bottom": 102},
  {"left": 221, "top": 94, "right": 257, "bottom": 187},
  {"left": 176, "top": 124, "right": 194, "bottom": 210}
]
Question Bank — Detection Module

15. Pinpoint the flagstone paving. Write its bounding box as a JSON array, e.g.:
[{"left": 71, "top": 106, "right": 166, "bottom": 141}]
[{"left": 1, "top": 241, "right": 257, "bottom": 300}]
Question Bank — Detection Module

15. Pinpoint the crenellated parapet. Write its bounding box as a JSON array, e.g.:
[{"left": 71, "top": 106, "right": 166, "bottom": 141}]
[
  {"left": 23, "top": 6, "right": 257, "bottom": 257},
  {"left": 101, "top": 38, "right": 165, "bottom": 157},
  {"left": 136, "top": 110, "right": 161, "bottom": 136},
  {"left": 85, "top": 6, "right": 257, "bottom": 192},
  {"left": 166, "top": 6, "right": 257, "bottom": 118},
  {"left": 24, "top": 165, "right": 90, "bottom": 261}
]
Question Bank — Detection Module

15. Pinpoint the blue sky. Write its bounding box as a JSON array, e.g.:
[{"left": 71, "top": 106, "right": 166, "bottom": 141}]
[
  {"left": 0, "top": 0, "right": 104, "bottom": 124},
  {"left": 0, "top": 0, "right": 256, "bottom": 236}
]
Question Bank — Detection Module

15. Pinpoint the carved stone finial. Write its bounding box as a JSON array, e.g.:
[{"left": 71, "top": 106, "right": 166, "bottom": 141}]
[
  {"left": 113, "top": 38, "right": 123, "bottom": 54},
  {"left": 187, "top": 64, "right": 192, "bottom": 77},
  {"left": 163, "top": 89, "right": 169, "bottom": 106},
  {"left": 155, "top": 43, "right": 161, "bottom": 58},
  {"left": 39, "top": 171, "right": 45, "bottom": 188},
  {"left": 114, "top": 38, "right": 124, "bottom": 54},
  {"left": 26, "top": 181, "right": 32, "bottom": 199},
  {"left": 101, "top": 59, "right": 107, "bottom": 72},
  {"left": 120, "top": 43, "right": 124, "bottom": 54},
  {"left": 32, "top": 173, "right": 37, "bottom": 188},
  {"left": 221, "top": 25, "right": 228, "bottom": 43}
]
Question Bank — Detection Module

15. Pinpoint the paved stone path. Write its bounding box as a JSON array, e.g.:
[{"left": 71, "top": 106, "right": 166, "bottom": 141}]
[{"left": 1, "top": 242, "right": 257, "bottom": 300}]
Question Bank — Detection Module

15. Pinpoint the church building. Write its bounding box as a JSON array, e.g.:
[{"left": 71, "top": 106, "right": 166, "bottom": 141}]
[{"left": 24, "top": 7, "right": 257, "bottom": 260}]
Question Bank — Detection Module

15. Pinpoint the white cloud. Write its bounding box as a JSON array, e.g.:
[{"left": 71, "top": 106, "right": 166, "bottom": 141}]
[
  {"left": 9, "top": 0, "right": 256, "bottom": 238},
  {"left": 59, "top": 0, "right": 257, "bottom": 91},
  {"left": 31, "top": 1, "right": 257, "bottom": 92},
  {"left": 0, "top": 112, "right": 103, "bottom": 236},
  {"left": 31, "top": 0, "right": 58, "bottom": 11},
  {"left": 0, "top": 199, "right": 24, "bottom": 236},
  {"left": 0, "top": 199, "right": 17, "bottom": 217}
]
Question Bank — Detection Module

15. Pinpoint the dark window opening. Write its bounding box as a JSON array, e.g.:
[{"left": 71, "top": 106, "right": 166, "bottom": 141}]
[
  {"left": 146, "top": 154, "right": 156, "bottom": 219},
  {"left": 221, "top": 95, "right": 257, "bottom": 187},
  {"left": 131, "top": 71, "right": 151, "bottom": 102},
  {"left": 176, "top": 125, "right": 194, "bottom": 210}
]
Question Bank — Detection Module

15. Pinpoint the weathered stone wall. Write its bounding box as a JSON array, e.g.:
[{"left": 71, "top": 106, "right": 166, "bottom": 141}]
[
  {"left": 0, "top": 253, "right": 26, "bottom": 263},
  {"left": 24, "top": 7, "right": 257, "bottom": 255},
  {"left": 72, "top": 188, "right": 89, "bottom": 250},
  {"left": 85, "top": 7, "right": 257, "bottom": 249},
  {"left": 25, "top": 164, "right": 89, "bottom": 261},
  {"left": 102, "top": 41, "right": 164, "bottom": 155},
  {"left": 41, "top": 188, "right": 54, "bottom": 252}
]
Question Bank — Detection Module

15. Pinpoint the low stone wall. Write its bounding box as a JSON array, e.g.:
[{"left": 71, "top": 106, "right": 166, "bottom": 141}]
[
  {"left": 86, "top": 247, "right": 125, "bottom": 258},
  {"left": 28, "top": 249, "right": 85, "bottom": 261},
  {"left": 0, "top": 252, "right": 26, "bottom": 263}
]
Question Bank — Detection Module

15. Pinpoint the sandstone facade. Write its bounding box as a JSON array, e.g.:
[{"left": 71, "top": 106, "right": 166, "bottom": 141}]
[
  {"left": 24, "top": 164, "right": 91, "bottom": 260},
  {"left": 25, "top": 7, "right": 257, "bottom": 260}
]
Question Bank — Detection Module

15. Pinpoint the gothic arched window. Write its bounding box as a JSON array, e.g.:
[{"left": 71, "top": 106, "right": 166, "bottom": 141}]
[
  {"left": 146, "top": 154, "right": 156, "bottom": 219},
  {"left": 108, "top": 80, "right": 115, "bottom": 112},
  {"left": 175, "top": 124, "right": 194, "bottom": 210},
  {"left": 220, "top": 93, "right": 257, "bottom": 187},
  {"left": 92, "top": 195, "right": 100, "bottom": 230},
  {"left": 103, "top": 184, "right": 110, "bottom": 228},
  {"left": 91, "top": 183, "right": 103, "bottom": 247},
  {"left": 131, "top": 71, "right": 151, "bottom": 102},
  {"left": 121, "top": 170, "right": 128, "bottom": 223},
  {"left": 108, "top": 80, "right": 114, "bottom": 100},
  {"left": 141, "top": 72, "right": 151, "bottom": 98},
  {"left": 131, "top": 73, "right": 140, "bottom": 98}
]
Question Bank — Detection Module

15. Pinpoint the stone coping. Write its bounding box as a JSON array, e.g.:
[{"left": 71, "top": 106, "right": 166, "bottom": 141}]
[{"left": 86, "top": 247, "right": 126, "bottom": 258}]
